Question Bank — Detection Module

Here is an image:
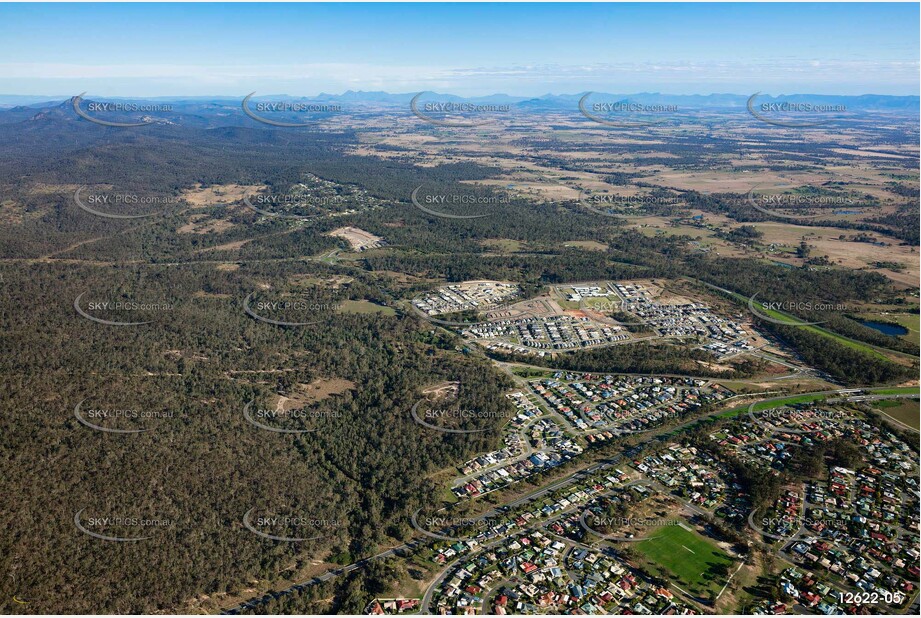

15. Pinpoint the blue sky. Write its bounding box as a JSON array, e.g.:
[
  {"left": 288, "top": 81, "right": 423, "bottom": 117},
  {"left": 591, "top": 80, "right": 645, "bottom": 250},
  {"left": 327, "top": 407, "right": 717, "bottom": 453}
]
[{"left": 0, "top": 2, "right": 918, "bottom": 96}]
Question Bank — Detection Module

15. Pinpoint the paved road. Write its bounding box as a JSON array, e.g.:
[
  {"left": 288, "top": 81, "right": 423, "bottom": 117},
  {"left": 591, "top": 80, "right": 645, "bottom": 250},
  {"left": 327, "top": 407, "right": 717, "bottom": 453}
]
[
  {"left": 694, "top": 279, "right": 918, "bottom": 362},
  {"left": 222, "top": 385, "right": 918, "bottom": 614},
  {"left": 419, "top": 473, "right": 647, "bottom": 613},
  {"left": 222, "top": 447, "right": 630, "bottom": 615}
]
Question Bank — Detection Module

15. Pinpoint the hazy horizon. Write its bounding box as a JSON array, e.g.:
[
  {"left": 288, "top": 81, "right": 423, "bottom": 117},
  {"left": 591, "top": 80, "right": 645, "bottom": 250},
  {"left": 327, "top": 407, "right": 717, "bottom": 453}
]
[
  {"left": 1, "top": 3, "right": 918, "bottom": 97},
  {"left": 3, "top": 90, "right": 920, "bottom": 104}
]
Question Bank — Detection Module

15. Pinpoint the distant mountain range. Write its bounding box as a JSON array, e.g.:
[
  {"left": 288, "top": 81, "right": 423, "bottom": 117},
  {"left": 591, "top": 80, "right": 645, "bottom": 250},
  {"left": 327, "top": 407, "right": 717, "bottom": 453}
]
[
  {"left": 1, "top": 91, "right": 918, "bottom": 111},
  {"left": 0, "top": 91, "right": 916, "bottom": 133}
]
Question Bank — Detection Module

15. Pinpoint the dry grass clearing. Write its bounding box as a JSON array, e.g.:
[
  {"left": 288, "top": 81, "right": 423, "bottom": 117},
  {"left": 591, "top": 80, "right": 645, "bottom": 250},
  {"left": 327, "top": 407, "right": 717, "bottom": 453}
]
[
  {"left": 195, "top": 239, "right": 250, "bottom": 253},
  {"left": 480, "top": 238, "right": 525, "bottom": 253},
  {"left": 273, "top": 378, "right": 356, "bottom": 411},
  {"left": 337, "top": 299, "right": 396, "bottom": 316},
  {"left": 422, "top": 381, "right": 459, "bottom": 401},
  {"left": 562, "top": 240, "right": 608, "bottom": 251},
  {"left": 290, "top": 274, "right": 354, "bottom": 288},
  {"left": 181, "top": 183, "right": 263, "bottom": 207},
  {"left": 328, "top": 226, "right": 384, "bottom": 251},
  {"left": 0, "top": 198, "right": 27, "bottom": 224},
  {"left": 830, "top": 148, "right": 912, "bottom": 159},
  {"left": 177, "top": 213, "right": 235, "bottom": 235},
  {"left": 872, "top": 399, "right": 920, "bottom": 431},
  {"left": 750, "top": 222, "right": 920, "bottom": 288}
]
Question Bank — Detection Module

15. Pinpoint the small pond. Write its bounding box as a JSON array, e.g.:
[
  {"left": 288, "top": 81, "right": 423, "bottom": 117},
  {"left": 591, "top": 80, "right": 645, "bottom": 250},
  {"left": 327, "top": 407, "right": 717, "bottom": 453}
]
[{"left": 861, "top": 320, "right": 909, "bottom": 337}]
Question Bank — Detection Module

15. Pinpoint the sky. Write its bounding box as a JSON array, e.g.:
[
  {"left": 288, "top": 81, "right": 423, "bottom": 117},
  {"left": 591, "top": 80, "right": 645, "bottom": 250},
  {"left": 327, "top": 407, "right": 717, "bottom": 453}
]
[{"left": 0, "top": 2, "right": 918, "bottom": 97}]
